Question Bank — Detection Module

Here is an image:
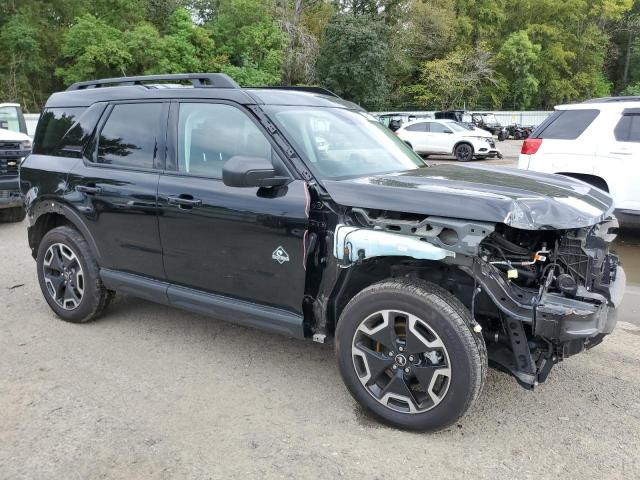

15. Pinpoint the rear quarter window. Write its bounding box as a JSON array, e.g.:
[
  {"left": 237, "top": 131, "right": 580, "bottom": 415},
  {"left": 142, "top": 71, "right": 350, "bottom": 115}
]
[
  {"left": 614, "top": 108, "right": 640, "bottom": 143},
  {"left": 33, "top": 107, "right": 87, "bottom": 156},
  {"left": 532, "top": 109, "right": 599, "bottom": 140},
  {"left": 404, "top": 123, "right": 427, "bottom": 132}
]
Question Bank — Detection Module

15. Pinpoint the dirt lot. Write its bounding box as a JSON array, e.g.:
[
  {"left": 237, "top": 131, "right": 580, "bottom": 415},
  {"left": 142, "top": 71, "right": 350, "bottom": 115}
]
[{"left": 2, "top": 161, "right": 640, "bottom": 478}]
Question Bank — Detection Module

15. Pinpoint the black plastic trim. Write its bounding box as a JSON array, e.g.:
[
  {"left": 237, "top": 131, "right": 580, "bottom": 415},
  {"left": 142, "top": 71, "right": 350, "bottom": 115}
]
[{"left": 100, "top": 269, "right": 305, "bottom": 338}]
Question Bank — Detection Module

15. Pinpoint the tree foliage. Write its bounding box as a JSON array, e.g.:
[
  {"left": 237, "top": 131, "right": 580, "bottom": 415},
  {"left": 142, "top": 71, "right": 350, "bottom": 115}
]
[
  {"left": 317, "top": 14, "right": 389, "bottom": 109},
  {"left": 1, "top": 0, "right": 640, "bottom": 111}
]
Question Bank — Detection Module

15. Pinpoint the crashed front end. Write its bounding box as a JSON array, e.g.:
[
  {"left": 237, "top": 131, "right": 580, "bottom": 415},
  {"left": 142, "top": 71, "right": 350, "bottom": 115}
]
[{"left": 334, "top": 209, "right": 624, "bottom": 389}]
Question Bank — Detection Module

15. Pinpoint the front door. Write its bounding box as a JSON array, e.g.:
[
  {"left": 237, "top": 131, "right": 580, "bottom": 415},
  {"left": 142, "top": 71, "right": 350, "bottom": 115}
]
[
  {"left": 157, "top": 101, "right": 309, "bottom": 314},
  {"left": 427, "top": 121, "right": 455, "bottom": 153}
]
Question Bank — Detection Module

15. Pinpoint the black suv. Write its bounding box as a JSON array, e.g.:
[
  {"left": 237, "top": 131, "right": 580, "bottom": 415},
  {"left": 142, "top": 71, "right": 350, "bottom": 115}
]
[{"left": 20, "top": 73, "right": 625, "bottom": 431}]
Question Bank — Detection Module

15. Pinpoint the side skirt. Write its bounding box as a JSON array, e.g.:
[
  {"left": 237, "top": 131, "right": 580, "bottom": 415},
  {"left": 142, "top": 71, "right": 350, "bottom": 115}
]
[{"left": 100, "top": 269, "right": 305, "bottom": 339}]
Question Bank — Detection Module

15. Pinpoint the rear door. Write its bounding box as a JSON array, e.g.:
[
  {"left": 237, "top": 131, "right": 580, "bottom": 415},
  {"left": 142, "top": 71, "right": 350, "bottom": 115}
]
[
  {"left": 400, "top": 122, "right": 428, "bottom": 152},
  {"left": 157, "top": 101, "right": 309, "bottom": 314},
  {"left": 595, "top": 107, "right": 640, "bottom": 211},
  {"left": 68, "top": 101, "right": 168, "bottom": 279}
]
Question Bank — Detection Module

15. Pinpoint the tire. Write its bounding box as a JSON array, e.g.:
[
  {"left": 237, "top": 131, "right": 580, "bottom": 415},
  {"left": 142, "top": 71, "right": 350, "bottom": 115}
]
[
  {"left": 497, "top": 131, "right": 506, "bottom": 141},
  {"left": 0, "top": 206, "right": 26, "bottom": 223},
  {"left": 36, "top": 225, "right": 112, "bottom": 323},
  {"left": 335, "top": 279, "right": 487, "bottom": 431},
  {"left": 454, "top": 143, "right": 474, "bottom": 162}
]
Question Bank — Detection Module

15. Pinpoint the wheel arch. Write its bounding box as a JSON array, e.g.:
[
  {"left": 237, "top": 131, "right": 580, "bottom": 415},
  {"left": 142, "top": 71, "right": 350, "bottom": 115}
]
[
  {"left": 29, "top": 202, "right": 102, "bottom": 263},
  {"left": 327, "top": 258, "right": 479, "bottom": 335},
  {"left": 453, "top": 140, "right": 474, "bottom": 154}
]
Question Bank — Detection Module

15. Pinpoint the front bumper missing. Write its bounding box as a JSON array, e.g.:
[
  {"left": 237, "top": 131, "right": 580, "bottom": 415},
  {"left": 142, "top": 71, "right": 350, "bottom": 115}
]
[
  {"left": 534, "top": 266, "right": 624, "bottom": 343},
  {"left": 463, "top": 262, "right": 625, "bottom": 388}
]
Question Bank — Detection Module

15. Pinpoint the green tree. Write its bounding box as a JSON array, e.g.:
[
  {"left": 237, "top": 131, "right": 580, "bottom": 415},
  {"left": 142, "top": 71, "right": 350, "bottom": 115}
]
[
  {"left": 150, "top": 8, "right": 225, "bottom": 74},
  {"left": 495, "top": 30, "right": 541, "bottom": 108},
  {"left": 406, "top": 47, "right": 498, "bottom": 109},
  {"left": 55, "top": 14, "right": 133, "bottom": 85},
  {"left": 208, "top": 0, "right": 287, "bottom": 85},
  {"left": 316, "top": 14, "right": 389, "bottom": 109}
]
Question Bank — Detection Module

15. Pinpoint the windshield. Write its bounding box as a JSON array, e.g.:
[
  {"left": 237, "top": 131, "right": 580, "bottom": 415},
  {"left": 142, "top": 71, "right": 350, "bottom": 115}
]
[
  {"left": 265, "top": 106, "right": 426, "bottom": 180},
  {"left": 0, "top": 106, "right": 22, "bottom": 133}
]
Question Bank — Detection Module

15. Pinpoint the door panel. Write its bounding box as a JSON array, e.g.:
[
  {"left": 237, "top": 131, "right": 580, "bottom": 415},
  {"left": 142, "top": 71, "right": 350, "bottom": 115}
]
[
  {"left": 157, "top": 176, "right": 309, "bottom": 314},
  {"left": 428, "top": 122, "right": 455, "bottom": 153},
  {"left": 68, "top": 164, "right": 163, "bottom": 278},
  {"left": 67, "top": 101, "right": 167, "bottom": 279}
]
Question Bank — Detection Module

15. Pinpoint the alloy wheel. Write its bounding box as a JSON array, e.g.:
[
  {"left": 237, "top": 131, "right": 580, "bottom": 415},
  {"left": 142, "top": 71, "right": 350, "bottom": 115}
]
[
  {"left": 456, "top": 144, "right": 473, "bottom": 161},
  {"left": 42, "top": 243, "right": 85, "bottom": 310},
  {"left": 351, "top": 310, "right": 451, "bottom": 414}
]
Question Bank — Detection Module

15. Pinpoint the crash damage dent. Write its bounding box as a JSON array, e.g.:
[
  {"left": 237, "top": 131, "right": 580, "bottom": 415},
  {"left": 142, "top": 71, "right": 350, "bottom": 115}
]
[
  {"left": 322, "top": 164, "right": 615, "bottom": 230},
  {"left": 307, "top": 203, "right": 624, "bottom": 390}
]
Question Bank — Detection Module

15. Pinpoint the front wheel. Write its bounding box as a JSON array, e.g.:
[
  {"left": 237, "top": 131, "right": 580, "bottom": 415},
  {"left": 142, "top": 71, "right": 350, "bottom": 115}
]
[
  {"left": 454, "top": 143, "right": 474, "bottom": 162},
  {"left": 335, "top": 279, "right": 487, "bottom": 431}
]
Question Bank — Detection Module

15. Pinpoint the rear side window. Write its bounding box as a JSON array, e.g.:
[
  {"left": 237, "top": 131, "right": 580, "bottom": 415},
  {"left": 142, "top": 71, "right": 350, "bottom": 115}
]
[
  {"left": 533, "top": 109, "right": 599, "bottom": 140},
  {"left": 96, "top": 103, "right": 163, "bottom": 169},
  {"left": 33, "top": 107, "right": 86, "bottom": 155},
  {"left": 614, "top": 109, "right": 640, "bottom": 142},
  {"left": 405, "top": 122, "right": 427, "bottom": 132}
]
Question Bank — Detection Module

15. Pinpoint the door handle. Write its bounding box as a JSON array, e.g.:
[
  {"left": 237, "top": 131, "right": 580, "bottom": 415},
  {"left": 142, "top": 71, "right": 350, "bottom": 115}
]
[
  {"left": 167, "top": 195, "right": 202, "bottom": 207},
  {"left": 76, "top": 185, "right": 102, "bottom": 194},
  {"left": 609, "top": 151, "right": 632, "bottom": 155}
]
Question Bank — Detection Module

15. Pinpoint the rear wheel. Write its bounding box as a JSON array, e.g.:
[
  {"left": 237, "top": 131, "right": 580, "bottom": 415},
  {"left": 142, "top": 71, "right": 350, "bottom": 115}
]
[
  {"left": 454, "top": 143, "right": 474, "bottom": 162},
  {"left": 0, "top": 206, "right": 26, "bottom": 223},
  {"left": 335, "top": 279, "right": 487, "bottom": 431},
  {"left": 36, "top": 226, "right": 112, "bottom": 323}
]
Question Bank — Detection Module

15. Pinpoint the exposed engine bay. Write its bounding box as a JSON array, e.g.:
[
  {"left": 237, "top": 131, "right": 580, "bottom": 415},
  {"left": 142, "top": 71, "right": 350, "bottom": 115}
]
[{"left": 334, "top": 208, "right": 624, "bottom": 388}]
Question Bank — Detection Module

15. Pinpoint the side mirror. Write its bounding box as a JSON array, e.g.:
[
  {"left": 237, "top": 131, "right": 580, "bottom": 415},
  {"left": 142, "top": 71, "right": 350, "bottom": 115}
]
[
  {"left": 444, "top": 129, "right": 453, "bottom": 134},
  {"left": 0, "top": 120, "right": 8, "bottom": 130},
  {"left": 222, "top": 156, "right": 289, "bottom": 188}
]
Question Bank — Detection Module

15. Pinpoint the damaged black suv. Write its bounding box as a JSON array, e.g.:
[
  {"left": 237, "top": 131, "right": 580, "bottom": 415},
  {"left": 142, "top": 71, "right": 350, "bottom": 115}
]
[{"left": 20, "top": 73, "right": 625, "bottom": 431}]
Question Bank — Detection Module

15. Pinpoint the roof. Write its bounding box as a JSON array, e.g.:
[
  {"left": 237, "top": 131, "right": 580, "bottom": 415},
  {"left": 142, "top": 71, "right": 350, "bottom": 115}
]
[
  {"left": 46, "top": 72, "right": 361, "bottom": 110},
  {"left": 0, "top": 103, "right": 20, "bottom": 108},
  {"left": 582, "top": 96, "right": 640, "bottom": 103}
]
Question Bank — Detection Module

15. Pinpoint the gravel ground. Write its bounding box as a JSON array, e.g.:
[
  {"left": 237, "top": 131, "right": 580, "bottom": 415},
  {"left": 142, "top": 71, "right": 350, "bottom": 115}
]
[{"left": 2, "top": 165, "right": 640, "bottom": 478}]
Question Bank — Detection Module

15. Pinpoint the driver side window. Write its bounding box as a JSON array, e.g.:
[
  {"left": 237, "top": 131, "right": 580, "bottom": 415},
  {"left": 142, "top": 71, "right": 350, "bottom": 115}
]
[
  {"left": 177, "top": 103, "right": 273, "bottom": 178},
  {"left": 430, "top": 122, "right": 452, "bottom": 134}
]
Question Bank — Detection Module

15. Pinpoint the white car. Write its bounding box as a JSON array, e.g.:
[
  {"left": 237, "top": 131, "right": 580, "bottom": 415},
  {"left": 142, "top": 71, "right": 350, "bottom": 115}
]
[
  {"left": 396, "top": 119, "right": 502, "bottom": 161},
  {"left": 518, "top": 97, "right": 640, "bottom": 224}
]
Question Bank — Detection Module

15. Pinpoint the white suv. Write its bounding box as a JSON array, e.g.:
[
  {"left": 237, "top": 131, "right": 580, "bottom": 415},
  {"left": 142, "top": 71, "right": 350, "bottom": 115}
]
[
  {"left": 396, "top": 119, "right": 501, "bottom": 161},
  {"left": 518, "top": 97, "right": 640, "bottom": 224}
]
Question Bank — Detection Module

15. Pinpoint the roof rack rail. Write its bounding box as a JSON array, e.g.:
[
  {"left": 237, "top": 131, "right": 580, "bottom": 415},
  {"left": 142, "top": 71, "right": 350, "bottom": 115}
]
[
  {"left": 254, "top": 86, "right": 341, "bottom": 98},
  {"left": 67, "top": 73, "right": 239, "bottom": 91},
  {"left": 582, "top": 96, "right": 640, "bottom": 103}
]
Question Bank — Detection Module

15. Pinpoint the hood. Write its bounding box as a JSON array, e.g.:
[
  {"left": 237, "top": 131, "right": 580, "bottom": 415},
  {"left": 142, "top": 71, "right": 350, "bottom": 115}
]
[
  {"left": 323, "top": 164, "right": 615, "bottom": 230},
  {"left": 0, "top": 128, "right": 30, "bottom": 142},
  {"left": 468, "top": 128, "right": 492, "bottom": 138}
]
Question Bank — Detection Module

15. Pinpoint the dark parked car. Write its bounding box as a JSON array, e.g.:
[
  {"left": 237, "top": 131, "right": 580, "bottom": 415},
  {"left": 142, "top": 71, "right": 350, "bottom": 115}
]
[{"left": 20, "top": 73, "right": 625, "bottom": 431}]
